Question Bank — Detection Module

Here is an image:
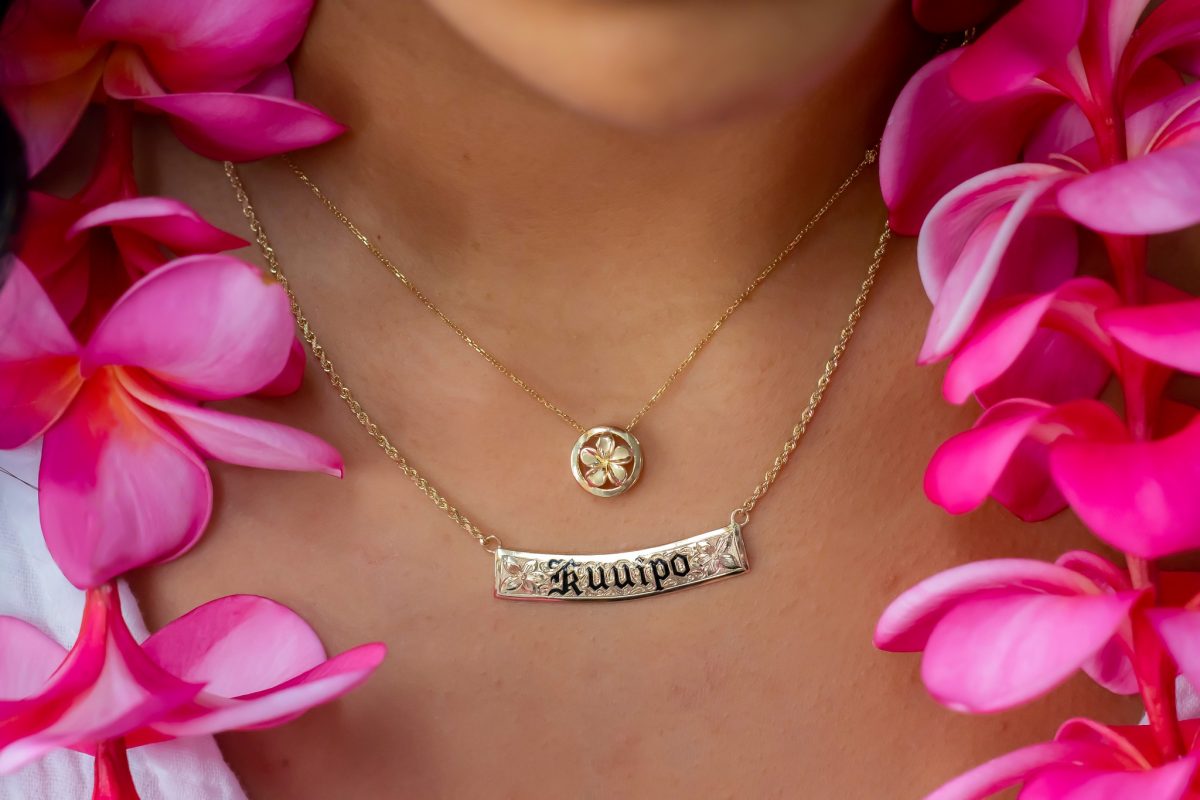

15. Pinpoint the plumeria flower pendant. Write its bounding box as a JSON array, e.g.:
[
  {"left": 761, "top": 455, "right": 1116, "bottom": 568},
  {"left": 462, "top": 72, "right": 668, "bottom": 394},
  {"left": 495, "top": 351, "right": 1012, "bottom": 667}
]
[{"left": 570, "top": 426, "right": 643, "bottom": 497}]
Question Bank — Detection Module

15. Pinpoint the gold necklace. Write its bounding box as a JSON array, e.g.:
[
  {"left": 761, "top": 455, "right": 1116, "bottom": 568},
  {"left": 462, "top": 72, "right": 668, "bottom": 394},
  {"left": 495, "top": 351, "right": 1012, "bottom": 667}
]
[
  {"left": 224, "top": 158, "right": 891, "bottom": 602},
  {"left": 279, "top": 150, "right": 876, "bottom": 498}
]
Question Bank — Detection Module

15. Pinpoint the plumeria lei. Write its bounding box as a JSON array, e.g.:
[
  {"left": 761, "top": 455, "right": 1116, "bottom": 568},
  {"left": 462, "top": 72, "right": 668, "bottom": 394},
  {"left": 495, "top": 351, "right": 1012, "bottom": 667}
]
[
  {"left": 0, "top": 0, "right": 382, "bottom": 797},
  {"left": 878, "top": 0, "right": 1200, "bottom": 797}
]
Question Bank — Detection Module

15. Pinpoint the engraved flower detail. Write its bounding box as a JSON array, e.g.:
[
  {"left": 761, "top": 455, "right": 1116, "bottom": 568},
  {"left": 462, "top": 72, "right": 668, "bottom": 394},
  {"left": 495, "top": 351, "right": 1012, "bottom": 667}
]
[
  {"left": 693, "top": 534, "right": 740, "bottom": 577},
  {"left": 501, "top": 556, "right": 548, "bottom": 595},
  {"left": 579, "top": 434, "right": 634, "bottom": 488}
]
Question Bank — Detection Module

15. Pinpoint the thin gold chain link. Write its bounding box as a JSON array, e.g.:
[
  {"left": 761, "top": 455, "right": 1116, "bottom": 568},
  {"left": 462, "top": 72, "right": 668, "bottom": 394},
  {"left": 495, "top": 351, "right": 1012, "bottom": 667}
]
[
  {"left": 224, "top": 159, "right": 890, "bottom": 554},
  {"left": 283, "top": 148, "right": 877, "bottom": 433}
]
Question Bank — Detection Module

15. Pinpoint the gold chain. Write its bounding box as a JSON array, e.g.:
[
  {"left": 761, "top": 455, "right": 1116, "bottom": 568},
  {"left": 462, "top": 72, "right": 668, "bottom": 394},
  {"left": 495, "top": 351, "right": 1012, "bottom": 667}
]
[
  {"left": 732, "top": 223, "right": 891, "bottom": 526},
  {"left": 224, "top": 159, "right": 890, "bottom": 553},
  {"left": 225, "top": 162, "right": 494, "bottom": 550},
  {"left": 282, "top": 149, "right": 877, "bottom": 434}
]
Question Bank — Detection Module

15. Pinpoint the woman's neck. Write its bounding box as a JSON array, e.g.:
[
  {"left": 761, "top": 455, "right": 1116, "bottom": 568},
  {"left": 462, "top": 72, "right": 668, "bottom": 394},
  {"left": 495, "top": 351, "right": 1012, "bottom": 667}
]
[{"left": 288, "top": 1, "right": 926, "bottom": 288}]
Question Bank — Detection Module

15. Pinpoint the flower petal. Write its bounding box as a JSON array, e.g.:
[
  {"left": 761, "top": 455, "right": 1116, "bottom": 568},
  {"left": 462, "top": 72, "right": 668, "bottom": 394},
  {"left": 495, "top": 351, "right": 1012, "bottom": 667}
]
[
  {"left": 924, "top": 741, "right": 1131, "bottom": 800},
  {"left": 1149, "top": 609, "right": 1200, "bottom": 693},
  {"left": 39, "top": 371, "right": 212, "bottom": 588},
  {"left": 0, "top": 0, "right": 96, "bottom": 86},
  {"left": 0, "top": 618, "right": 66, "bottom": 701},
  {"left": 925, "top": 399, "right": 1047, "bottom": 515},
  {"left": 609, "top": 445, "right": 632, "bottom": 463},
  {"left": 83, "top": 255, "right": 294, "bottom": 400},
  {"left": 239, "top": 62, "right": 294, "bottom": 99},
  {"left": 972, "top": 328, "right": 1112, "bottom": 409},
  {"left": 1026, "top": 102, "right": 1101, "bottom": 166},
  {"left": 1020, "top": 759, "right": 1197, "bottom": 800},
  {"left": 596, "top": 435, "right": 614, "bottom": 458},
  {"left": 1099, "top": 298, "right": 1200, "bottom": 373},
  {"left": 1056, "top": 560, "right": 1139, "bottom": 696},
  {"left": 1122, "top": 81, "right": 1200, "bottom": 159},
  {"left": 142, "top": 595, "right": 325, "bottom": 698},
  {"left": 922, "top": 591, "right": 1139, "bottom": 712},
  {"left": 0, "top": 261, "right": 82, "bottom": 447},
  {"left": 881, "top": 50, "right": 1064, "bottom": 234},
  {"left": 70, "top": 197, "right": 247, "bottom": 254},
  {"left": 579, "top": 448, "right": 600, "bottom": 468},
  {"left": 111, "top": 227, "right": 168, "bottom": 278},
  {"left": 585, "top": 467, "right": 607, "bottom": 487},
  {"left": 874, "top": 557, "right": 1099, "bottom": 653},
  {"left": 924, "top": 399, "right": 1127, "bottom": 520},
  {"left": 949, "top": 0, "right": 1087, "bottom": 101},
  {"left": 0, "top": 357, "right": 83, "bottom": 449},
  {"left": 1079, "top": 636, "right": 1140, "bottom": 696},
  {"left": 252, "top": 336, "right": 306, "bottom": 398},
  {"left": 607, "top": 461, "right": 628, "bottom": 484},
  {"left": 0, "top": 261, "right": 79, "bottom": 360},
  {"left": 16, "top": 191, "right": 84, "bottom": 272},
  {"left": 944, "top": 277, "right": 1120, "bottom": 404},
  {"left": 0, "top": 586, "right": 200, "bottom": 774},
  {"left": 1050, "top": 412, "right": 1200, "bottom": 558},
  {"left": 917, "top": 163, "right": 1075, "bottom": 361},
  {"left": 1060, "top": 141, "right": 1200, "bottom": 234},
  {"left": 2, "top": 52, "right": 104, "bottom": 175},
  {"left": 100, "top": 43, "right": 163, "bottom": 98},
  {"left": 1054, "top": 718, "right": 1155, "bottom": 766},
  {"left": 81, "top": 0, "right": 313, "bottom": 92},
  {"left": 119, "top": 370, "right": 342, "bottom": 477},
  {"left": 1055, "top": 551, "right": 1131, "bottom": 594},
  {"left": 1120, "top": 0, "right": 1200, "bottom": 87},
  {"left": 100, "top": 45, "right": 344, "bottom": 161},
  {"left": 149, "top": 642, "right": 386, "bottom": 738},
  {"left": 149, "top": 90, "right": 347, "bottom": 163}
]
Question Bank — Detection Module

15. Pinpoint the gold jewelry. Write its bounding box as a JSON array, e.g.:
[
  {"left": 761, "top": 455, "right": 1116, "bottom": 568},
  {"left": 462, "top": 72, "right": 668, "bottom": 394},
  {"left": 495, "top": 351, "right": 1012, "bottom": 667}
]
[
  {"left": 224, "top": 157, "right": 891, "bottom": 601},
  {"left": 281, "top": 150, "right": 876, "bottom": 497}
]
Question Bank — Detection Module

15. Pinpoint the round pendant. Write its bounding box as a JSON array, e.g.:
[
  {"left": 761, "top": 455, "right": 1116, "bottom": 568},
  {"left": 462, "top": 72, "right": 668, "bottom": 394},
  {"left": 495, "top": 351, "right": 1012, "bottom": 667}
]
[{"left": 570, "top": 426, "right": 643, "bottom": 498}]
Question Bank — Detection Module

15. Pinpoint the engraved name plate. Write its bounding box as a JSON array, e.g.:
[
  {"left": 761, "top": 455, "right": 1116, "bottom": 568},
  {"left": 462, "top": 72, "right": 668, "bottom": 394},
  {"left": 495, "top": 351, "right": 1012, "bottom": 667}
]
[{"left": 494, "top": 524, "right": 748, "bottom": 601}]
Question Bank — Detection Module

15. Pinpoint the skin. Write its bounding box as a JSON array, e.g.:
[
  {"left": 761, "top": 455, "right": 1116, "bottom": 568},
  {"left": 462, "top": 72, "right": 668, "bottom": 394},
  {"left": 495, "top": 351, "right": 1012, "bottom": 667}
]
[{"left": 73, "top": 0, "right": 1148, "bottom": 796}]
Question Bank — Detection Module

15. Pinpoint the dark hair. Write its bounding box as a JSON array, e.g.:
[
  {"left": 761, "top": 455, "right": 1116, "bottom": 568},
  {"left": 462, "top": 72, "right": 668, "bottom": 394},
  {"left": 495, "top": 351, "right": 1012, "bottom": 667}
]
[
  {"left": 0, "top": 0, "right": 28, "bottom": 283},
  {"left": 0, "top": 103, "right": 24, "bottom": 248}
]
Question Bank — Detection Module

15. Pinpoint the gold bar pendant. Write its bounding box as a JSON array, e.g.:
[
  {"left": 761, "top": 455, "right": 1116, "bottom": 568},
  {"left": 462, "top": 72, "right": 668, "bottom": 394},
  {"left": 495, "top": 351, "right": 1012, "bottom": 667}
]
[{"left": 494, "top": 524, "right": 748, "bottom": 601}]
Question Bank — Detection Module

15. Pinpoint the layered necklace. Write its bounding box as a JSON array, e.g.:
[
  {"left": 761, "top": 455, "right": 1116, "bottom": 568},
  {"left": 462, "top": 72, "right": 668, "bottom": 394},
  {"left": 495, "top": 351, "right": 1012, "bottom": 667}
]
[{"left": 224, "top": 149, "right": 891, "bottom": 602}]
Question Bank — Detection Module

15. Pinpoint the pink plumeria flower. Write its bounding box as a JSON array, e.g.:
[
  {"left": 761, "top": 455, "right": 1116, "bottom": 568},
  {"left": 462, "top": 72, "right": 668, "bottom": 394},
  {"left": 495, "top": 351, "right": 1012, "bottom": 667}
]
[
  {"left": 924, "top": 398, "right": 1121, "bottom": 522},
  {"left": 0, "top": 0, "right": 345, "bottom": 175},
  {"left": 875, "top": 552, "right": 1147, "bottom": 713},
  {"left": 926, "top": 384, "right": 1200, "bottom": 558},
  {"left": 883, "top": 0, "right": 1200, "bottom": 234},
  {"left": 914, "top": 78, "right": 1200, "bottom": 365},
  {"left": 924, "top": 717, "right": 1200, "bottom": 800},
  {"left": 0, "top": 584, "right": 385, "bottom": 778},
  {"left": 0, "top": 255, "right": 340, "bottom": 588},
  {"left": 926, "top": 395, "right": 1200, "bottom": 557}
]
